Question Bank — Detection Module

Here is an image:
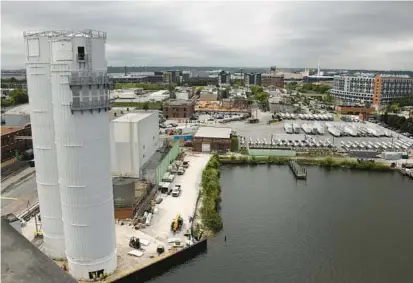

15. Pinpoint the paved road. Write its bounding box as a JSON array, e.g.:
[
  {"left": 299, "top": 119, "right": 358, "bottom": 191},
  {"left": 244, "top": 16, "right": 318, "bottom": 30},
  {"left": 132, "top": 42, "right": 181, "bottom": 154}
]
[{"left": 1, "top": 176, "right": 37, "bottom": 215}]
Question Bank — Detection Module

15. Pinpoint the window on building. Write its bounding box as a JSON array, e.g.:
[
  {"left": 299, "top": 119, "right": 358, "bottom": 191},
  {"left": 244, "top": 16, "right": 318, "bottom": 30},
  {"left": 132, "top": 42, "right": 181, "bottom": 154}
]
[{"left": 77, "top": 46, "right": 85, "bottom": 61}]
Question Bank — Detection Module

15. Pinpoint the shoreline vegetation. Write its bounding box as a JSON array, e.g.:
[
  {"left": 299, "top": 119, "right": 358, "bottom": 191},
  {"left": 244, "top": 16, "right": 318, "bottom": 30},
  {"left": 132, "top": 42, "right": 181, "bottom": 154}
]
[
  {"left": 219, "top": 155, "right": 392, "bottom": 171},
  {"left": 196, "top": 155, "right": 223, "bottom": 237}
]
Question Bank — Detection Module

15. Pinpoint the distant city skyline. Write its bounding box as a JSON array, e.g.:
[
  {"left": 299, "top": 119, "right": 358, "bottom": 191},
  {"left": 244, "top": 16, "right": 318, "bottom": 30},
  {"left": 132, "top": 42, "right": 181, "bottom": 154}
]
[{"left": 1, "top": 1, "right": 412, "bottom": 70}]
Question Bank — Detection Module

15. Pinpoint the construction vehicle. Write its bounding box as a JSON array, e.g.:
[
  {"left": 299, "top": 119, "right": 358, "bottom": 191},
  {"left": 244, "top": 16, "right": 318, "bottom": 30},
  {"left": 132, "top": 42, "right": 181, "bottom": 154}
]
[
  {"left": 171, "top": 214, "right": 183, "bottom": 233},
  {"left": 129, "top": 237, "right": 141, "bottom": 249}
]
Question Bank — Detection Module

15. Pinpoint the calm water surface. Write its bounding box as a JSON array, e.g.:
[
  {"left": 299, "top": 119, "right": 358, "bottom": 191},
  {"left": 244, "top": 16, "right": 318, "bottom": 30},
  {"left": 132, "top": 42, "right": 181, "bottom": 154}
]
[{"left": 150, "top": 166, "right": 413, "bottom": 283}]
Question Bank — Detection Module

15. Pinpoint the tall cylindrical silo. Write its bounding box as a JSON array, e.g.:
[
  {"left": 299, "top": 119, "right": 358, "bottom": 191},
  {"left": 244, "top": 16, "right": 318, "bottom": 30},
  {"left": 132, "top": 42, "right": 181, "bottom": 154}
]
[
  {"left": 23, "top": 31, "right": 66, "bottom": 259},
  {"left": 49, "top": 30, "right": 116, "bottom": 280}
]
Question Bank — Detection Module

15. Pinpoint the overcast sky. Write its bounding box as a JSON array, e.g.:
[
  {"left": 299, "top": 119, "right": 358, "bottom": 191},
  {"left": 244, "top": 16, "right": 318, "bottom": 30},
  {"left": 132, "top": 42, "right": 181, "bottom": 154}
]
[{"left": 1, "top": 1, "right": 412, "bottom": 70}]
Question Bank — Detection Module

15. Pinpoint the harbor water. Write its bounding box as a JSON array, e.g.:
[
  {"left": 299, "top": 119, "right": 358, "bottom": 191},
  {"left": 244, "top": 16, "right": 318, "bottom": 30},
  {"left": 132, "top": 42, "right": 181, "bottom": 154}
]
[{"left": 150, "top": 166, "right": 413, "bottom": 283}]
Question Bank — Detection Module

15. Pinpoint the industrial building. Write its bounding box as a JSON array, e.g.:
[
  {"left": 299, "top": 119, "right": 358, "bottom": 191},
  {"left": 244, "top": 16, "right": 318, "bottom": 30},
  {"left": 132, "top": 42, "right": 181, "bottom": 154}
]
[
  {"left": 112, "top": 177, "right": 151, "bottom": 219},
  {"left": 1, "top": 124, "right": 32, "bottom": 162},
  {"left": 109, "top": 72, "right": 163, "bottom": 84},
  {"left": 331, "top": 74, "right": 413, "bottom": 106},
  {"left": 221, "top": 98, "right": 249, "bottom": 110},
  {"left": 261, "top": 73, "right": 284, "bottom": 88},
  {"left": 335, "top": 105, "right": 375, "bottom": 115},
  {"left": 24, "top": 29, "right": 116, "bottom": 280},
  {"left": 110, "top": 111, "right": 160, "bottom": 178},
  {"left": 174, "top": 86, "right": 193, "bottom": 100},
  {"left": 1, "top": 216, "right": 77, "bottom": 283},
  {"left": 163, "top": 99, "right": 195, "bottom": 119},
  {"left": 193, "top": 126, "right": 232, "bottom": 153},
  {"left": 3, "top": 104, "right": 31, "bottom": 126}
]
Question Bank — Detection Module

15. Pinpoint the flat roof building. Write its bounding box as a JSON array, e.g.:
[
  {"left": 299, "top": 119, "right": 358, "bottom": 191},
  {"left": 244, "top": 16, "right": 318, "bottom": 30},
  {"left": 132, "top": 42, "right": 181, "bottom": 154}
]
[
  {"left": 331, "top": 74, "right": 413, "bottom": 107},
  {"left": 163, "top": 99, "right": 195, "bottom": 119},
  {"left": 4, "top": 104, "right": 31, "bottom": 126},
  {"left": 261, "top": 73, "right": 284, "bottom": 88},
  {"left": 193, "top": 126, "right": 232, "bottom": 153},
  {"left": 1, "top": 217, "right": 77, "bottom": 283},
  {"left": 110, "top": 112, "right": 160, "bottom": 178}
]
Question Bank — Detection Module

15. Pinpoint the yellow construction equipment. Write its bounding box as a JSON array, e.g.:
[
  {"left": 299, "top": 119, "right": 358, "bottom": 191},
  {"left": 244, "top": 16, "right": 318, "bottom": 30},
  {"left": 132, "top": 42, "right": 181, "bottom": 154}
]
[{"left": 171, "top": 214, "right": 183, "bottom": 233}]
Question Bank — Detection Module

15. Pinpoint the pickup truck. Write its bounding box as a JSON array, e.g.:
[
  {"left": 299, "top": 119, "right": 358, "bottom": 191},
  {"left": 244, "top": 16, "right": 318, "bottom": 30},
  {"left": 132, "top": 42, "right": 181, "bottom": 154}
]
[
  {"left": 177, "top": 167, "right": 185, "bottom": 175},
  {"left": 172, "top": 185, "right": 181, "bottom": 197}
]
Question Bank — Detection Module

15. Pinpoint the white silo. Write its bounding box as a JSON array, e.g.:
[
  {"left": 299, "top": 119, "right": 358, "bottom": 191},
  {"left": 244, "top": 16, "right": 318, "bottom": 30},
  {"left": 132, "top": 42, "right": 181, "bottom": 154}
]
[
  {"left": 49, "top": 30, "right": 116, "bottom": 280},
  {"left": 23, "top": 31, "right": 66, "bottom": 259}
]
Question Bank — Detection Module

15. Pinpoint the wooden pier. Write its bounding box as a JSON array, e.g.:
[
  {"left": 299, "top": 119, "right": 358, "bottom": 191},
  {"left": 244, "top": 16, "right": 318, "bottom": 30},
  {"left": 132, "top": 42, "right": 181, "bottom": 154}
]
[{"left": 288, "top": 160, "right": 307, "bottom": 179}]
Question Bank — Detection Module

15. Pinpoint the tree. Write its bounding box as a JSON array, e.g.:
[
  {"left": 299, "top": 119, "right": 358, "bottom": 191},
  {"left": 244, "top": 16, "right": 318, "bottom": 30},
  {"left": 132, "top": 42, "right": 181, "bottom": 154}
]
[
  {"left": 255, "top": 91, "right": 268, "bottom": 103},
  {"left": 9, "top": 88, "right": 28, "bottom": 105},
  {"left": 251, "top": 85, "right": 263, "bottom": 95},
  {"left": 390, "top": 103, "right": 400, "bottom": 113},
  {"left": 143, "top": 102, "right": 149, "bottom": 111},
  {"left": 168, "top": 84, "right": 176, "bottom": 99}
]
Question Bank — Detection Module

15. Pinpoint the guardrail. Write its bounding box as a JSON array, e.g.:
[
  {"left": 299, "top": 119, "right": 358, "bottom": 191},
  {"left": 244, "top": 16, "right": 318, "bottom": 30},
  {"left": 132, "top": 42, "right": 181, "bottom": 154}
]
[{"left": 18, "top": 201, "right": 40, "bottom": 222}]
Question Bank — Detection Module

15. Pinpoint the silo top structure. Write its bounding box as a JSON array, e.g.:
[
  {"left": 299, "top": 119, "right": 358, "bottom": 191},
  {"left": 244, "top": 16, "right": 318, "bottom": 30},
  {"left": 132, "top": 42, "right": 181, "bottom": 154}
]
[
  {"left": 23, "top": 31, "right": 66, "bottom": 259},
  {"left": 47, "top": 29, "right": 116, "bottom": 280}
]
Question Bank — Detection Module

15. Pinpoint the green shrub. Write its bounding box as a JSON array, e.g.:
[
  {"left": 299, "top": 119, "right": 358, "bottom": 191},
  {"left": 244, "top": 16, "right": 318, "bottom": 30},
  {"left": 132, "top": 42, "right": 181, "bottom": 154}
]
[
  {"left": 231, "top": 136, "right": 239, "bottom": 152},
  {"left": 200, "top": 156, "right": 223, "bottom": 233}
]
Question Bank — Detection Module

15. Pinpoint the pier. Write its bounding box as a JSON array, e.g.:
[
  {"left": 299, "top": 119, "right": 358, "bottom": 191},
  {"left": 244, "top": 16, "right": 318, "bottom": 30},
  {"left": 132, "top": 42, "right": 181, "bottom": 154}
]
[{"left": 288, "top": 160, "right": 307, "bottom": 179}]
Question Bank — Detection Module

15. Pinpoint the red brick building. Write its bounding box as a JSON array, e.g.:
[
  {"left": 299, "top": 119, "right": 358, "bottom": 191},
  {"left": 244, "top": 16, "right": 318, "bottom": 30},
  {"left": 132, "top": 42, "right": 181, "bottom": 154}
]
[
  {"left": 163, "top": 99, "right": 195, "bottom": 119},
  {"left": 261, "top": 73, "right": 284, "bottom": 88},
  {"left": 1, "top": 124, "right": 32, "bottom": 162}
]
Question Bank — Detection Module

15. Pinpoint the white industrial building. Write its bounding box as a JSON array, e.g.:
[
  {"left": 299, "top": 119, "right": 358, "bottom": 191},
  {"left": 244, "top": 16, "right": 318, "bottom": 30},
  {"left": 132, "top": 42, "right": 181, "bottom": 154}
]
[
  {"left": 4, "top": 104, "right": 31, "bottom": 126},
  {"left": 24, "top": 29, "right": 116, "bottom": 280},
  {"left": 110, "top": 111, "right": 160, "bottom": 178}
]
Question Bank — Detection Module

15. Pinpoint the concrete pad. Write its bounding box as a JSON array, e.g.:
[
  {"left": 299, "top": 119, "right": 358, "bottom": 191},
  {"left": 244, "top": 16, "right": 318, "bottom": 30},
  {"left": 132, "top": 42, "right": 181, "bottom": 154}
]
[{"left": 142, "top": 154, "right": 211, "bottom": 242}]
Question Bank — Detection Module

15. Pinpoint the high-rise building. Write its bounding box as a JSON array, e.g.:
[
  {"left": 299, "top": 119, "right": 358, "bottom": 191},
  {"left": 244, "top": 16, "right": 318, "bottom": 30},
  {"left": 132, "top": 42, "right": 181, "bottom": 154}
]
[
  {"left": 24, "top": 30, "right": 117, "bottom": 280},
  {"left": 218, "top": 71, "right": 231, "bottom": 85},
  {"left": 24, "top": 32, "right": 65, "bottom": 259},
  {"left": 244, "top": 73, "right": 255, "bottom": 85},
  {"left": 244, "top": 73, "right": 262, "bottom": 86},
  {"left": 331, "top": 74, "right": 413, "bottom": 106},
  {"left": 245, "top": 73, "right": 252, "bottom": 85}
]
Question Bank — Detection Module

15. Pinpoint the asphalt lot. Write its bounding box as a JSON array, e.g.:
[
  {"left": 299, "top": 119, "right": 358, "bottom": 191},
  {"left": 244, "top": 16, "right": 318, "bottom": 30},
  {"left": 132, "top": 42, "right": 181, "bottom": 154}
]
[
  {"left": 1, "top": 176, "right": 37, "bottom": 215},
  {"left": 187, "top": 110, "right": 413, "bottom": 149}
]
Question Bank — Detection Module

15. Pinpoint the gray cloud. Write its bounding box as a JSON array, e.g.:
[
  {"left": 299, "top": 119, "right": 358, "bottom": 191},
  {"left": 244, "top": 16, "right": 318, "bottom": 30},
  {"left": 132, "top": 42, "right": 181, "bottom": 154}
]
[{"left": 1, "top": 1, "right": 412, "bottom": 70}]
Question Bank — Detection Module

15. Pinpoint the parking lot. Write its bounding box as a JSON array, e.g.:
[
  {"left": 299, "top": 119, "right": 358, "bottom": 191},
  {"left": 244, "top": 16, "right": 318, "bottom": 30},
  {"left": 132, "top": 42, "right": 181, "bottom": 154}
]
[{"left": 143, "top": 154, "right": 210, "bottom": 242}]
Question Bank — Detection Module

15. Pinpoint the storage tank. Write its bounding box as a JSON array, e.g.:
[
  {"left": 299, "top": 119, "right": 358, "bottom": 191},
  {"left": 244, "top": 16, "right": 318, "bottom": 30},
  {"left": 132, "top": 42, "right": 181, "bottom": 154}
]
[
  {"left": 49, "top": 30, "right": 116, "bottom": 280},
  {"left": 24, "top": 31, "right": 65, "bottom": 259}
]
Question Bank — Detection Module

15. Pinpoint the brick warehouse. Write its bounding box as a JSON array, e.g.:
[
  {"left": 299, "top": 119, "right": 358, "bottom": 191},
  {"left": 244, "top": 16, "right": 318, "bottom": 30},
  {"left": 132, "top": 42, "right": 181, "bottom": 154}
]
[
  {"left": 193, "top": 126, "right": 232, "bottom": 153},
  {"left": 163, "top": 99, "right": 195, "bottom": 119}
]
